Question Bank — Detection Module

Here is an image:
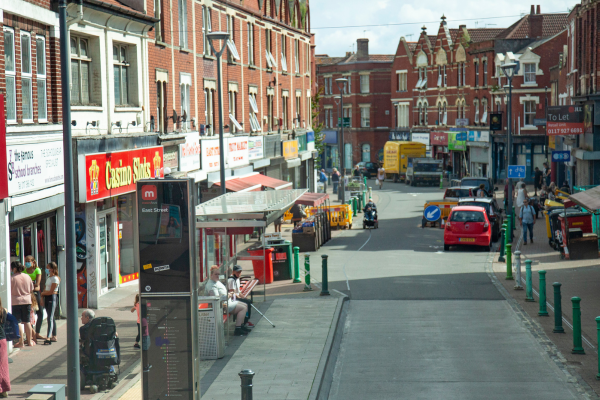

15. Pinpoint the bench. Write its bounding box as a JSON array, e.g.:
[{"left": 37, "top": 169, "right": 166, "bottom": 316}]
[{"left": 198, "top": 278, "right": 259, "bottom": 323}]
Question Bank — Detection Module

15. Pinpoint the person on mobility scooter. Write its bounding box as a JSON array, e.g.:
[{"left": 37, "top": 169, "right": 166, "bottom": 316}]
[{"left": 363, "top": 198, "right": 379, "bottom": 229}]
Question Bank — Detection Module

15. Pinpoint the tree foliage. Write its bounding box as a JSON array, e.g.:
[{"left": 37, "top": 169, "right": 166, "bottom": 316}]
[{"left": 311, "top": 85, "right": 325, "bottom": 169}]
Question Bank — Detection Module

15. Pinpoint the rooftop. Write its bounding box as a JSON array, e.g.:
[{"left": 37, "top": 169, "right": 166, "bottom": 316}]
[{"left": 495, "top": 12, "right": 568, "bottom": 39}]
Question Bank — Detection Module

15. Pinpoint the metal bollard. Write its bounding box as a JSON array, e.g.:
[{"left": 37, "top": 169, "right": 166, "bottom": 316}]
[
  {"left": 505, "top": 244, "right": 513, "bottom": 280},
  {"left": 571, "top": 297, "right": 585, "bottom": 354},
  {"left": 498, "top": 225, "right": 507, "bottom": 262},
  {"left": 514, "top": 251, "right": 523, "bottom": 290},
  {"left": 525, "top": 259, "right": 534, "bottom": 301},
  {"left": 357, "top": 195, "right": 363, "bottom": 213},
  {"left": 320, "top": 255, "right": 330, "bottom": 296},
  {"left": 439, "top": 173, "right": 443, "bottom": 189},
  {"left": 363, "top": 176, "right": 367, "bottom": 187},
  {"left": 239, "top": 369, "right": 255, "bottom": 400},
  {"left": 292, "top": 246, "right": 301, "bottom": 283},
  {"left": 512, "top": 206, "right": 516, "bottom": 231},
  {"left": 506, "top": 215, "right": 512, "bottom": 244},
  {"left": 353, "top": 197, "right": 359, "bottom": 215},
  {"left": 538, "top": 270, "right": 549, "bottom": 316},
  {"left": 303, "top": 254, "right": 312, "bottom": 291},
  {"left": 553, "top": 283, "right": 565, "bottom": 333},
  {"left": 596, "top": 317, "right": 600, "bottom": 379}
]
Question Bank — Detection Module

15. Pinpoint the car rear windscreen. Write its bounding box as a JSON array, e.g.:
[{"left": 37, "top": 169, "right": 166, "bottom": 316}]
[
  {"left": 450, "top": 211, "right": 485, "bottom": 222},
  {"left": 459, "top": 202, "right": 491, "bottom": 214},
  {"left": 446, "top": 189, "right": 471, "bottom": 197}
]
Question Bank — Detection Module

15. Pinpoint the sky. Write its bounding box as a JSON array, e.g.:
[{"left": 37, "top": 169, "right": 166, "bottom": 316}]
[{"left": 310, "top": 0, "right": 580, "bottom": 57}]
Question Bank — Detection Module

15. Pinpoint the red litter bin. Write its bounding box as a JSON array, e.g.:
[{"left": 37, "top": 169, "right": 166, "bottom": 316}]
[{"left": 247, "top": 247, "right": 274, "bottom": 284}]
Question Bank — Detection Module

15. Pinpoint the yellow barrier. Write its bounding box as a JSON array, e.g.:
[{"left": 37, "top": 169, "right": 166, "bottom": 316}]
[{"left": 283, "top": 204, "right": 353, "bottom": 229}]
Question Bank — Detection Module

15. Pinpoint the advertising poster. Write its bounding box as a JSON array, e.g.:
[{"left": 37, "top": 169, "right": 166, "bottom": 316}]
[
  {"left": 158, "top": 205, "right": 182, "bottom": 239},
  {"left": 448, "top": 132, "right": 467, "bottom": 151},
  {"left": 201, "top": 139, "right": 222, "bottom": 172},
  {"left": 7, "top": 140, "right": 64, "bottom": 196},
  {"left": 248, "top": 136, "right": 264, "bottom": 160},
  {"left": 283, "top": 140, "right": 299, "bottom": 159},
  {"left": 227, "top": 137, "right": 249, "bottom": 167},
  {"left": 75, "top": 210, "right": 88, "bottom": 307},
  {"left": 179, "top": 133, "right": 201, "bottom": 172},
  {"left": 430, "top": 132, "right": 448, "bottom": 146},
  {"left": 547, "top": 106, "right": 585, "bottom": 136}
]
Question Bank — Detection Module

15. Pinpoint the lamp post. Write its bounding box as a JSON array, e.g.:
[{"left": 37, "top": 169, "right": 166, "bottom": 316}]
[
  {"left": 501, "top": 62, "right": 518, "bottom": 229},
  {"left": 333, "top": 96, "right": 342, "bottom": 190},
  {"left": 207, "top": 32, "right": 231, "bottom": 195},
  {"left": 335, "top": 78, "right": 348, "bottom": 204}
]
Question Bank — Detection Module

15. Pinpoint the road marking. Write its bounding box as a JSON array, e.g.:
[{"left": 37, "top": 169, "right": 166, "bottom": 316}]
[
  {"left": 343, "top": 265, "right": 350, "bottom": 290},
  {"left": 357, "top": 229, "right": 372, "bottom": 252}
]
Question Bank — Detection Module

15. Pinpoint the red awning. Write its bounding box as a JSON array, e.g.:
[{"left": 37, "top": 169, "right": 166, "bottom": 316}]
[
  {"left": 295, "top": 192, "right": 330, "bottom": 207},
  {"left": 212, "top": 178, "right": 262, "bottom": 192},
  {"left": 243, "top": 174, "right": 293, "bottom": 190}
]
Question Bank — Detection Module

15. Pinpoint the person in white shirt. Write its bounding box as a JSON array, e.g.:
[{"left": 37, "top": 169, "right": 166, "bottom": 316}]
[
  {"left": 227, "top": 265, "right": 254, "bottom": 329},
  {"left": 377, "top": 167, "right": 385, "bottom": 189},
  {"left": 205, "top": 266, "right": 249, "bottom": 336},
  {"left": 515, "top": 181, "right": 528, "bottom": 219}
]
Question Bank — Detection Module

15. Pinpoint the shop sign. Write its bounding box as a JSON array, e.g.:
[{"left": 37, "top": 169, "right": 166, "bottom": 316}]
[
  {"left": 201, "top": 139, "right": 222, "bottom": 172},
  {"left": 547, "top": 106, "right": 585, "bottom": 135},
  {"left": 163, "top": 146, "right": 179, "bottom": 171},
  {"left": 179, "top": 133, "right": 200, "bottom": 172},
  {"left": 455, "top": 118, "right": 469, "bottom": 127},
  {"left": 307, "top": 130, "right": 315, "bottom": 142},
  {"left": 411, "top": 133, "right": 429, "bottom": 145},
  {"left": 283, "top": 140, "right": 299, "bottom": 159},
  {"left": 430, "top": 132, "right": 448, "bottom": 146},
  {"left": 7, "top": 140, "right": 64, "bottom": 196},
  {"left": 84, "top": 146, "right": 164, "bottom": 202},
  {"left": 467, "top": 131, "right": 490, "bottom": 142},
  {"left": 248, "top": 136, "right": 264, "bottom": 160},
  {"left": 448, "top": 132, "right": 466, "bottom": 151},
  {"left": 490, "top": 113, "right": 502, "bottom": 131},
  {"left": 227, "top": 136, "right": 249, "bottom": 167},
  {"left": 0, "top": 96, "right": 9, "bottom": 199}
]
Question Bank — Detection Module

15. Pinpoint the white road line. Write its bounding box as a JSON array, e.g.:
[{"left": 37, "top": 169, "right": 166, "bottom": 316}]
[
  {"left": 357, "top": 229, "right": 372, "bottom": 252},
  {"left": 343, "top": 265, "right": 350, "bottom": 291}
]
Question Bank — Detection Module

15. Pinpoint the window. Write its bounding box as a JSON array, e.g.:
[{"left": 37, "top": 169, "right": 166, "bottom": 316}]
[
  {"left": 226, "top": 15, "right": 240, "bottom": 62},
  {"left": 342, "top": 76, "right": 351, "bottom": 94},
  {"left": 423, "top": 102, "right": 428, "bottom": 125},
  {"left": 438, "top": 103, "right": 442, "bottom": 126},
  {"left": 267, "top": 94, "right": 274, "bottom": 131},
  {"left": 360, "top": 106, "right": 370, "bottom": 127},
  {"left": 418, "top": 103, "right": 424, "bottom": 125},
  {"left": 437, "top": 66, "right": 442, "bottom": 87},
  {"left": 113, "top": 44, "right": 131, "bottom": 106},
  {"left": 524, "top": 100, "right": 536, "bottom": 126},
  {"left": 457, "top": 63, "right": 462, "bottom": 87},
  {"left": 324, "top": 109, "right": 332, "bottom": 128},
  {"left": 70, "top": 36, "right": 91, "bottom": 105},
  {"left": 497, "top": 65, "right": 503, "bottom": 86},
  {"left": 305, "top": 42, "right": 310, "bottom": 74},
  {"left": 397, "top": 71, "right": 407, "bottom": 91},
  {"left": 362, "top": 144, "right": 371, "bottom": 162},
  {"left": 481, "top": 98, "right": 488, "bottom": 124},
  {"left": 443, "top": 103, "right": 447, "bottom": 125},
  {"left": 247, "top": 23, "right": 255, "bottom": 65},
  {"left": 180, "top": 74, "right": 191, "bottom": 131},
  {"left": 154, "top": 0, "right": 163, "bottom": 41},
  {"left": 360, "top": 75, "right": 369, "bottom": 93},
  {"left": 483, "top": 60, "right": 488, "bottom": 86},
  {"left": 474, "top": 99, "right": 480, "bottom": 124},
  {"left": 178, "top": 0, "right": 187, "bottom": 48},
  {"left": 205, "top": 88, "right": 214, "bottom": 134},
  {"left": 36, "top": 36, "right": 47, "bottom": 122},
  {"left": 249, "top": 93, "right": 261, "bottom": 132},
  {"left": 343, "top": 107, "right": 352, "bottom": 128},
  {"left": 397, "top": 104, "right": 409, "bottom": 128},
  {"left": 294, "top": 39, "right": 299, "bottom": 74},
  {"left": 265, "top": 29, "right": 274, "bottom": 68},
  {"left": 443, "top": 65, "right": 447, "bottom": 87},
  {"left": 457, "top": 102, "right": 462, "bottom": 123},
  {"left": 475, "top": 62, "right": 479, "bottom": 87},
  {"left": 156, "top": 80, "right": 167, "bottom": 133},
  {"left": 281, "top": 34, "right": 287, "bottom": 72},
  {"left": 524, "top": 63, "right": 536, "bottom": 84},
  {"left": 282, "top": 95, "right": 288, "bottom": 130},
  {"left": 229, "top": 90, "right": 241, "bottom": 133},
  {"left": 462, "top": 63, "right": 466, "bottom": 87},
  {"left": 4, "top": 28, "right": 16, "bottom": 123},
  {"left": 21, "top": 31, "right": 33, "bottom": 122},
  {"left": 295, "top": 93, "right": 301, "bottom": 127},
  {"left": 203, "top": 7, "right": 212, "bottom": 56}
]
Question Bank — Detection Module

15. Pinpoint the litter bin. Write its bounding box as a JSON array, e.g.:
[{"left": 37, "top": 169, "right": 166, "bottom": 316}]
[
  {"left": 270, "top": 240, "right": 292, "bottom": 281},
  {"left": 247, "top": 247, "right": 274, "bottom": 284}
]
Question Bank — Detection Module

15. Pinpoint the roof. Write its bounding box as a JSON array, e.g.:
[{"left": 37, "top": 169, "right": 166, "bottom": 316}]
[
  {"left": 568, "top": 186, "right": 600, "bottom": 212},
  {"left": 467, "top": 28, "right": 506, "bottom": 43},
  {"left": 82, "top": 0, "right": 158, "bottom": 23},
  {"left": 339, "top": 54, "right": 394, "bottom": 64},
  {"left": 243, "top": 174, "right": 293, "bottom": 190},
  {"left": 196, "top": 189, "right": 308, "bottom": 218},
  {"left": 295, "top": 192, "right": 330, "bottom": 207},
  {"left": 212, "top": 178, "right": 262, "bottom": 193},
  {"left": 315, "top": 56, "right": 346, "bottom": 66},
  {"left": 495, "top": 13, "right": 568, "bottom": 39}
]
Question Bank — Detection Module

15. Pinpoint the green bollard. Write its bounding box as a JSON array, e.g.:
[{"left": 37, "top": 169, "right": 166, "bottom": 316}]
[
  {"left": 571, "top": 297, "right": 585, "bottom": 354},
  {"left": 525, "top": 259, "right": 534, "bottom": 302},
  {"left": 596, "top": 317, "right": 600, "bottom": 379},
  {"left": 439, "top": 173, "right": 443, "bottom": 189},
  {"left": 320, "top": 255, "right": 330, "bottom": 296},
  {"left": 505, "top": 244, "right": 513, "bottom": 280},
  {"left": 357, "top": 195, "right": 363, "bottom": 213},
  {"left": 363, "top": 176, "right": 367, "bottom": 187},
  {"left": 538, "top": 271, "right": 549, "bottom": 316},
  {"left": 498, "top": 225, "right": 507, "bottom": 262},
  {"left": 353, "top": 197, "right": 359, "bottom": 215},
  {"left": 507, "top": 215, "right": 513, "bottom": 243},
  {"left": 553, "top": 283, "right": 565, "bottom": 333},
  {"left": 303, "top": 254, "right": 313, "bottom": 291},
  {"left": 292, "top": 246, "right": 301, "bottom": 283}
]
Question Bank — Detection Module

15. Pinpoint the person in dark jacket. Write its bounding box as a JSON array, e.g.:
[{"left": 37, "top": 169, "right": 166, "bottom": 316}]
[
  {"left": 290, "top": 203, "right": 306, "bottom": 225},
  {"left": 331, "top": 168, "right": 341, "bottom": 194}
]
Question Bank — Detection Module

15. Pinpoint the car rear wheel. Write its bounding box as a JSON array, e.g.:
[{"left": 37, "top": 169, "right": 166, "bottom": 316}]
[{"left": 444, "top": 244, "right": 450, "bottom": 251}]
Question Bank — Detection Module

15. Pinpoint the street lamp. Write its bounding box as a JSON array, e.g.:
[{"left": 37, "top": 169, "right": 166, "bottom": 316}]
[
  {"left": 335, "top": 78, "right": 348, "bottom": 203},
  {"left": 207, "top": 31, "right": 230, "bottom": 195},
  {"left": 501, "top": 61, "right": 517, "bottom": 240}
]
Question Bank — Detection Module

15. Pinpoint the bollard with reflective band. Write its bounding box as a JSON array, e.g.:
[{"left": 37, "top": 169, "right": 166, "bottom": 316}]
[
  {"left": 292, "top": 246, "right": 301, "bottom": 283},
  {"left": 498, "top": 225, "right": 507, "bottom": 262},
  {"left": 505, "top": 244, "right": 513, "bottom": 280},
  {"left": 514, "top": 251, "right": 523, "bottom": 289},
  {"left": 596, "top": 317, "right": 600, "bottom": 379},
  {"left": 525, "top": 259, "right": 534, "bottom": 301},
  {"left": 321, "top": 255, "right": 330, "bottom": 296},
  {"left": 303, "top": 254, "right": 312, "bottom": 291},
  {"left": 553, "top": 283, "right": 565, "bottom": 333},
  {"left": 538, "top": 270, "right": 549, "bottom": 316},
  {"left": 239, "top": 369, "right": 255, "bottom": 400},
  {"left": 571, "top": 297, "right": 585, "bottom": 354}
]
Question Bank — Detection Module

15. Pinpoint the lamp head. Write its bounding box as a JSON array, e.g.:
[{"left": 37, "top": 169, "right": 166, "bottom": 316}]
[
  {"left": 207, "top": 32, "right": 230, "bottom": 42},
  {"left": 500, "top": 62, "right": 518, "bottom": 80},
  {"left": 335, "top": 78, "right": 348, "bottom": 92}
]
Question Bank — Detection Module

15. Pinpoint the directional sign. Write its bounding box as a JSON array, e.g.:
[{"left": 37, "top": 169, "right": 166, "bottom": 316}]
[
  {"left": 424, "top": 205, "right": 441, "bottom": 222},
  {"left": 508, "top": 165, "right": 526, "bottom": 179},
  {"left": 337, "top": 117, "right": 350, "bottom": 128},
  {"left": 552, "top": 150, "right": 571, "bottom": 163},
  {"left": 455, "top": 132, "right": 467, "bottom": 141}
]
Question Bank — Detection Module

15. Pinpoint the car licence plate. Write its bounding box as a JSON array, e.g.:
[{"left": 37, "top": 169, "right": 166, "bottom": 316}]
[{"left": 459, "top": 238, "right": 475, "bottom": 242}]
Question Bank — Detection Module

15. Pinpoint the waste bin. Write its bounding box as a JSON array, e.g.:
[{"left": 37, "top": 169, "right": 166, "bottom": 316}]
[
  {"left": 247, "top": 247, "right": 274, "bottom": 284},
  {"left": 270, "top": 241, "right": 292, "bottom": 281}
]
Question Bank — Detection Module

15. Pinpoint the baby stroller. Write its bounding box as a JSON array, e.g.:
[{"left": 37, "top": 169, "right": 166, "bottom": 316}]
[
  {"left": 363, "top": 205, "right": 378, "bottom": 229},
  {"left": 80, "top": 317, "right": 120, "bottom": 393}
]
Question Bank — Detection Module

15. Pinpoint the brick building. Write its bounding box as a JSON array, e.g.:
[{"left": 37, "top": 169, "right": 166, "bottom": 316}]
[{"left": 315, "top": 38, "right": 393, "bottom": 171}]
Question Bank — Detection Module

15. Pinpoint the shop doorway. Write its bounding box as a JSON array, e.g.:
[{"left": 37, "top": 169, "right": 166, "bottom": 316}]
[
  {"left": 98, "top": 210, "right": 117, "bottom": 294},
  {"left": 10, "top": 215, "right": 58, "bottom": 268}
]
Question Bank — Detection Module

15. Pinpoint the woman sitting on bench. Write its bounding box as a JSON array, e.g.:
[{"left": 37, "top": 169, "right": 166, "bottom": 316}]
[{"left": 205, "top": 266, "right": 251, "bottom": 337}]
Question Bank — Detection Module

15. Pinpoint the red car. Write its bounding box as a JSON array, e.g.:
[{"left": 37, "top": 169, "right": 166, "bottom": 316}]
[{"left": 444, "top": 206, "right": 492, "bottom": 251}]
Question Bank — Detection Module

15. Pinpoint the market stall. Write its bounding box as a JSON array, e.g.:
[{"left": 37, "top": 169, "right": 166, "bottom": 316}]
[{"left": 291, "top": 192, "right": 331, "bottom": 252}]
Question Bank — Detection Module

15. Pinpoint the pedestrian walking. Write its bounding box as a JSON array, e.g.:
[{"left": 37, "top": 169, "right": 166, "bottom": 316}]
[
  {"left": 560, "top": 180, "right": 571, "bottom": 194},
  {"left": 543, "top": 162, "right": 551, "bottom": 187},
  {"left": 10, "top": 262, "right": 34, "bottom": 348},
  {"left": 516, "top": 182, "right": 528, "bottom": 219},
  {"left": 503, "top": 179, "right": 514, "bottom": 210},
  {"left": 24, "top": 255, "right": 43, "bottom": 341},
  {"left": 548, "top": 182, "right": 557, "bottom": 201},
  {"left": 274, "top": 215, "right": 282, "bottom": 233},
  {"left": 534, "top": 167, "right": 543, "bottom": 196},
  {"left": 519, "top": 198, "right": 536, "bottom": 245},
  {"left": 0, "top": 297, "right": 10, "bottom": 398},
  {"left": 353, "top": 165, "right": 361, "bottom": 178},
  {"left": 40, "top": 262, "right": 60, "bottom": 344},
  {"left": 131, "top": 294, "right": 140, "bottom": 349},
  {"left": 377, "top": 166, "right": 385, "bottom": 190},
  {"left": 331, "top": 168, "right": 340, "bottom": 194},
  {"left": 319, "top": 169, "right": 328, "bottom": 193}
]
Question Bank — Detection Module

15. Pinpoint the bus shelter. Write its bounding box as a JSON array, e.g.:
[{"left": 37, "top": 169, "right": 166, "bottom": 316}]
[{"left": 196, "top": 189, "right": 307, "bottom": 355}]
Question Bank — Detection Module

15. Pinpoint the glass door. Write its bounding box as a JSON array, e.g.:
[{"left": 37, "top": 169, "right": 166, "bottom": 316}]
[{"left": 99, "top": 216, "right": 109, "bottom": 291}]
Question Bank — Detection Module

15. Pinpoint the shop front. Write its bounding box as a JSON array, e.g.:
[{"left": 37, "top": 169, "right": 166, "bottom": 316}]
[
  {"left": 321, "top": 131, "right": 339, "bottom": 172},
  {"left": 467, "top": 131, "right": 491, "bottom": 178},
  {"left": 448, "top": 132, "right": 467, "bottom": 178},
  {"left": 411, "top": 132, "right": 431, "bottom": 158},
  {"left": 282, "top": 139, "right": 300, "bottom": 188},
  {"left": 75, "top": 139, "right": 164, "bottom": 308}
]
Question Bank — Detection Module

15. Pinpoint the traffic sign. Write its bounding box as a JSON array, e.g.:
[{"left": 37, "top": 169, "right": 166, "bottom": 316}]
[
  {"left": 424, "top": 205, "right": 441, "bottom": 222},
  {"left": 508, "top": 165, "right": 526, "bottom": 179},
  {"left": 552, "top": 150, "right": 571, "bottom": 163},
  {"left": 455, "top": 132, "right": 467, "bottom": 141},
  {"left": 337, "top": 117, "right": 350, "bottom": 128}
]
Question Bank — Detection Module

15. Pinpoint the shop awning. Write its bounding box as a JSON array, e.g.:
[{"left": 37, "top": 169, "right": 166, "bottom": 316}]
[
  {"left": 295, "top": 192, "right": 329, "bottom": 207},
  {"left": 322, "top": 131, "right": 338, "bottom": 144},
  {"left": 212, "top": 178, "right": 262, "bottom": 193},
  {"left": 568, "top": 186, "right": 600, "bottom": 212},
  {"left": 242, "top": 174, "right": 293, "bottom": 190},
  {"left": 196, "top": 189, "right": 308, "bottom": 218}
]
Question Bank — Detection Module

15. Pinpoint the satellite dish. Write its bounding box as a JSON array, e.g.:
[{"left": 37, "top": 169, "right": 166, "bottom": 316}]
[
  {"left": 172, "top": 110, "right": 178, "bottom": 122},
  {"left": 182, "top": 110, "right": 187, "bottom": 122}
]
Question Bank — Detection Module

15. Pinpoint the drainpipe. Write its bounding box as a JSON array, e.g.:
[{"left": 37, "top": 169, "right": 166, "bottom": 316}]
[
  {"left": 67, "top": 1, "right": 84, "bottom": 27},
  {"left": 105, "top": 15, "right": 114, "bottom": 134}
]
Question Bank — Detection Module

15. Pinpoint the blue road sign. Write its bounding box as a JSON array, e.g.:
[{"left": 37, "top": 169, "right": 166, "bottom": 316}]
[
  {"left": 552, "top": 151, "right": 571, "bottom": 163},
  {"left": 424, "top": 205, "right": 442, "bottom": 222},
  {"left": 508, "top": 165, "right": 526, "bottom": 179},
  {"left": 455, "top": 132, "right": 467, "bottom": 141}
]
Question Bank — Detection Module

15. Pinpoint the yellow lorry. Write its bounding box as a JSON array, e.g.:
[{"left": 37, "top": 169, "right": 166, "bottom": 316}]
[{"left": 383, "top": 141, "right": 427, "bottom": 182}]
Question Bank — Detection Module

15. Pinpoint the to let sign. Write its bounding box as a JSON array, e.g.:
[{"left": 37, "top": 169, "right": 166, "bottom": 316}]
[
  {"left": 547, "top": 106, "right": 584, "bottom": 136},
  {"left": 283, "top": 140, "right": 299, "bottom": 159},
  {"left": 227, "top": 137, "right": 249, "bottom": 168}
]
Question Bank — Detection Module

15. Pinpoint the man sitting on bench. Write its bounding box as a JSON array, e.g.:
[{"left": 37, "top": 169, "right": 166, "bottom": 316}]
[
  {"left": 228, "top": 265, "right": 254, "bottom": 329},
  {"left": 205, "top": 266, "right": 250, "bottom": 337}
]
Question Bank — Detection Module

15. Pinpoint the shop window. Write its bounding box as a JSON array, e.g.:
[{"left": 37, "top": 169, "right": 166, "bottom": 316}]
[
  {"left": 362, "top": 143, "right": 371, "bottom": 162},
  {"left": 21, "top": 31, "right": 33, "bottom": 123},
  {"left": 10, "top": 228, "right": 20, "bottom": 263},
  {"left": 70, "top": 36, "right": 92, "bottom": 105},
  {"left": 36, "top": 220, "right": 46, "bottom": 272},
  {"left": 4, "top": 28, "right": 16, "bottom": 123},
  {"left": 117, "top": 193, "right": 136, "bottom": 277},
  {"left": 36, "top": 36, "right": 47, "bottom": 122}
]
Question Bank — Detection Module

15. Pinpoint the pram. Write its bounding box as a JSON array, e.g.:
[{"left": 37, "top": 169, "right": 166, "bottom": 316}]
[
  {"left": 363, "top": 206, "right": 378, "bottom": 229},
  {"left": 80, "top": 317, "right": 121, "bottom": 393}
]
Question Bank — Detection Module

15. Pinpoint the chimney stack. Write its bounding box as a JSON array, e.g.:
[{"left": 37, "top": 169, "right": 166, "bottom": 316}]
[
  {"left": 529, "top": 5, "right": 543, "bottom": 38},
  {"left": 530, "top": 4, "right": 535, "bottom": 14},
  {"left": 459, "top": 24, "right": 466, "bottom": 29},
  {"left": 537, "top": 5, "right": 541, "bottom": 14},
  {"left": 357, "top": 38, "right": 369, "bottom": 61}
]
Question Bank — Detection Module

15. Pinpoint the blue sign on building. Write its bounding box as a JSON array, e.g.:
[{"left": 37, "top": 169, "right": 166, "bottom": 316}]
[
  {"left": 508, "top": 165, "right": 526, "bottom": 179},
  {"left": 551, "top": 151, "right": 571, "bottom": 163},
  {"left": 455, "top": 132, "right": 467, "bottom": 141},
  {"left": 424, "top": 205, "right": 441, "bottom": 222}
]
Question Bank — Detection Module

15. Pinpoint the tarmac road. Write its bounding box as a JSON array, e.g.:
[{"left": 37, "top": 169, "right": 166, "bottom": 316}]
[{"left": 308, "top": 180, "right": 582, "bottom": 399}]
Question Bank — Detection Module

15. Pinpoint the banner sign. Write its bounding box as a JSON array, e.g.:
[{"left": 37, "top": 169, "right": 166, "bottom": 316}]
[
  {"left": 201, "top": 139, "right": 222, "bottom": 172},
  {"left": 283, "top": 140, "right": 299, "bottom": 159},
  {"left": 552, "top": 150, "right": 571, "bottom": 163},
  {"left": 448, "top": 132, "right": 466, "bottom": 151},
  {"left": 0, "top": 96, "right": 7, "bottom": 200},
  {"left": 179, "top": 133, "right": 200, "bottom": 172},
  {"left": 85, "top": 146, "right": 163, "bottom": 202},
  {"left": 547, "top": 106, "right": 584, "bottom": 135},
  {"left": 490, "top": 113, "right": 502, "bottom": 131},
  {"left": 248, "top": 136, "right": 264, "bottom": 160},
  {"left": 467, "top": 131, "right": 490, "bottom": 142},
  {"left": 7, "top": 140, "right": 64, "bottom": 196},
  {"left": 307, "top": 130, "right": 315, "bottom": 142},
  {"left": 455, "top": 118, "right": 469, "bottom": 127},
  {"left": 430, "top": 132, "right": 448, "bottom": 146},
  {"left": 411, "top": 133, "right": 429, "bottom": 145},
  {"left": 227, "top": 136, "right": 249, "bottom": 167}
]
